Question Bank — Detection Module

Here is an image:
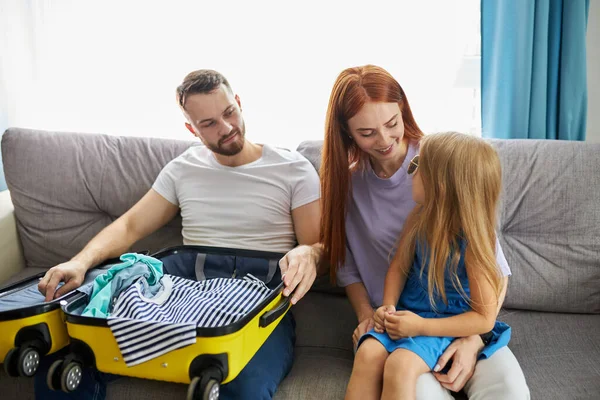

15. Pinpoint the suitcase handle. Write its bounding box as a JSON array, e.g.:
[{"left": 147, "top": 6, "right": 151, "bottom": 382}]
[{"left": 259, "top": 296, "right": 291, "bottom": 328}]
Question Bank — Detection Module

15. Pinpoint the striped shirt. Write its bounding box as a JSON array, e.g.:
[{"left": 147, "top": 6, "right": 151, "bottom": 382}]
[{"left": 107, "top": 274, "right": 272, "bottom": 366}]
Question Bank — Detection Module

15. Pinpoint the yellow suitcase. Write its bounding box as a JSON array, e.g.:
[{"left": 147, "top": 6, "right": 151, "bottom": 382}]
[
  {"left": 52, "top": 246, "right": 291, "bottom": 400},
  {"left": 0, "top": 264, "right": 109, "bottom": 379},
  {"left": 0, "top": 272, "right": 70, "bottom": 378}
]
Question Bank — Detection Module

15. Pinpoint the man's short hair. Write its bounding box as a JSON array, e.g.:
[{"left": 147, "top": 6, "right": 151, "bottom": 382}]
[{"left": 176, "top": 69, "right": 232, "bottom": 110}]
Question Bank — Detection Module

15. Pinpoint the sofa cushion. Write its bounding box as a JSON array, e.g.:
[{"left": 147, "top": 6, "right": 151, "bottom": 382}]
[
  {"left": 492, "top": 139, "right": 600, "bottom": 314},
  {"left": 0, "top": 191, "right": 26, "bottom": 284},
  {"left": 0, "top": 266, "right": 47, "bottom": 287},
  {"left": 274, "top": 347, "right": 352, "bottom": 400},
  {"left": 297, "top": 139, "right": 600, "bottom": 314},
  {"left": 1, "top": 128, "right": 194, "bottom": 269},
  {"left": 497, "top": 309, "right": 600, "bottom": 399},
  {"left": 296, "top": 140, "right": 322, "bottom": 173},
  {"left": 292, "top": 291, "right": 356, "bottom": 352}
]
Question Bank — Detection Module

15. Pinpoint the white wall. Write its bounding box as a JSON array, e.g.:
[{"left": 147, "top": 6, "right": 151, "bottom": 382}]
[
  {"left": 588, "top": 0, "right": 600, "bottom": 142},
  {"left": 0, "top": 1, "right": 481, "bottom": 151}
]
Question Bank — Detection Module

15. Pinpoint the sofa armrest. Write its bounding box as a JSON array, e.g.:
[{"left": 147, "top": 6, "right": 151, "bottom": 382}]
[{"left": 0, "top": 190, "right": 26, "bottom": 285}]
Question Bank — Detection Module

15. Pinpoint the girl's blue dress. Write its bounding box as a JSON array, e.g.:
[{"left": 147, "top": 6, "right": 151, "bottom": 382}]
[{"left": 359, "top": 239, "right": 511, "bottom": 370}]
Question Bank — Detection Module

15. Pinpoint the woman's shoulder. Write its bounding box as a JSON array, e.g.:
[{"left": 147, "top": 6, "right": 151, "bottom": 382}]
[
  {"left": 350, "top": 166, "right": 369, "bottom": 184},
  {"left": 408, "top": 139, "right": 420, "bottom": 153}
]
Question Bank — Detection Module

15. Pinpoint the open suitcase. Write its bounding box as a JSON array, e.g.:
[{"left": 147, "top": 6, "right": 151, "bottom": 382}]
[
  {"left": 53, "top": 246, "right": 291, "bottom": 400},
  {"left": 0, "top": 265, "right": 109, "bottom": 379}
]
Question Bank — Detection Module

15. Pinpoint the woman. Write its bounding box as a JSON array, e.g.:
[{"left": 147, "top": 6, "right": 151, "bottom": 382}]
[{"left": 319, "top": 65, "right": 529, "bottom": 399}]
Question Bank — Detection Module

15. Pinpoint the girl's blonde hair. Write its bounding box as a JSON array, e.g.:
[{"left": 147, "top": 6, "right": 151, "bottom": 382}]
[{"left": 399, "top": 132, "right": 503, "bottom": 308}]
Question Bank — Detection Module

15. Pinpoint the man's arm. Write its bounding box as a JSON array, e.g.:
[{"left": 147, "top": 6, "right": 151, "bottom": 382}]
[
  {"left": 39, "top": 189, "right": 179, "bottom": 301},
  {"left": 278, "top": 199, "right": 321, "bottom": 304},
  {"left": 291, "top": 199, "right": 321, "bottom": 245}
]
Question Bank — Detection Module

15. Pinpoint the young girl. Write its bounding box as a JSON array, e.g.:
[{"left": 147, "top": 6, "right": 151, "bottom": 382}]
[{"left": 346, "top": 132, "right": 511, "bottom": 400}]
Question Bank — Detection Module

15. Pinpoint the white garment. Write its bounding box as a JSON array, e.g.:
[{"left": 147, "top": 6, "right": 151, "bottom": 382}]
[
  {"left": 152, "top": 144, "right": 320, "bottom": 253},
  {"left": 415, "top": 346, "right": 530, "bottom": 400}
]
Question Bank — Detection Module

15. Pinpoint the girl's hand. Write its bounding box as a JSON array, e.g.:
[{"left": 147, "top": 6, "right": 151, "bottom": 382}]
[
  {"left": 374, "top": 305, "right": 396, "bottom": 332},
  {"left": 384, "top": 310, "right": 424, "bottom": 340}
]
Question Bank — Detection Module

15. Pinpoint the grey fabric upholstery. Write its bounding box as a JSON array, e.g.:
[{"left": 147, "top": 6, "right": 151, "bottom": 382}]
[
  {"left": 1, "top": 129, "right": 599, "bottom": 399},
  {"left": 1, "top": 128, "right": 192, "bottom": 269},
  {"left": 497, "top": 309, "right": 600, "bottom": 399},
  {"left": 0, "top": 267, "right": 47, "bottom": 287},
  {"left": 492, "top": 139, "right": 600, "bottom": 314}
]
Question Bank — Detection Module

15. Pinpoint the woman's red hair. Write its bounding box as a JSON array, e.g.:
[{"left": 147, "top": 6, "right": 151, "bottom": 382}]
[{"left": 320, "top": 65, "right": 424, "bottom": 283}]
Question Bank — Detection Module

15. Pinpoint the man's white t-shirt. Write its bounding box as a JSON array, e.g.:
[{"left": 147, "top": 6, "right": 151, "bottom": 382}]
[{"left": 152, "top": 144, "right": 320, "bottom": 253}]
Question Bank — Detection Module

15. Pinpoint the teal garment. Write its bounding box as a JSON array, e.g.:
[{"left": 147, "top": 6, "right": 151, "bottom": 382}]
[{"left": 82, "top": 253, "right": 164, "bottom": 318}]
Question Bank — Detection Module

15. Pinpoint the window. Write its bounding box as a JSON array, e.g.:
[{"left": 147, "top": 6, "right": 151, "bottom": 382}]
[{"left": 1, "top": 0, "right": 481, "bottom": 150}]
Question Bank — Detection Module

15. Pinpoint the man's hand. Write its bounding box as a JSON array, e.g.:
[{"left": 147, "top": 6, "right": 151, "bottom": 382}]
[
  {"left": 278, "top": 244, "right": 319, "bottom": 305},
  {"left": 38, "top": 259, "right": 88, "bottom": 302},
  {"left": 374, "top": 305, "right": 395, "bottom": 333},
  {"left": 384, "top": 310, "right": 424, "bottom": 340},
  {"left": 353, "top": 315, "right": 375, "bottom": 348},
  {"left": 433, "top": 335, "right": 484, "bottom": 392}
]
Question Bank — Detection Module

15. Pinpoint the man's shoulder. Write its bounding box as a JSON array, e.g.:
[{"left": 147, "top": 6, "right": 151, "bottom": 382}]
[
  {"left": 262, "top": 145, "right": 313, "bottom": 167},
  {"left": 260, "top": 146, "right": 319, "bottom": 182},
  {"left": 166, "top": 144, "right": 211, "bottom": 168}
]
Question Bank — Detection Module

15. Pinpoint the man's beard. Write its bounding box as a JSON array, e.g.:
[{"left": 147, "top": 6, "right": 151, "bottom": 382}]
[{"left": 208, "top": 124, "right": 246, "bottom": 156}]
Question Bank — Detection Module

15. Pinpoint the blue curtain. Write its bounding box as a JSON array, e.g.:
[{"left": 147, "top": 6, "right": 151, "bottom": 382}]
[{"left": 481, "top": 0, "right": 589, "bottom": 140}]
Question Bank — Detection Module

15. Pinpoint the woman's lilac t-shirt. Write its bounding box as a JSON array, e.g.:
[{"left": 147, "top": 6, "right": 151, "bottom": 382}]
[{"left": 337, "top": 141, "right": 511, "bottom": 307}]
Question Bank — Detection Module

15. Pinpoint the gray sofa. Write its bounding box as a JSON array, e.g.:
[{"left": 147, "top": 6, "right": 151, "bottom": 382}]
[{"left": 1, "top": 127, "right": 599, "bottom": 400}]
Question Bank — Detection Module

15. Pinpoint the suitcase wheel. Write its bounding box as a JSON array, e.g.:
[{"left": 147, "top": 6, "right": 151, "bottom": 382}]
[
  {"left": 3, "top": 347, "right": 19, "bottom": 377},
  {"left": 17, "top": 347, "right": 41, "bottom": 377},
  {"left": 3, "top": 346, "right": 41, "bottom": 378},
  {"left": 60, "top": 361, "right": 83, "bottom": 392},
  {"left": 46, "top": 359, "right": 64, "bottom": 391},
  {"left": 187, "top": 376, "right": 220, "bottom": 400}
]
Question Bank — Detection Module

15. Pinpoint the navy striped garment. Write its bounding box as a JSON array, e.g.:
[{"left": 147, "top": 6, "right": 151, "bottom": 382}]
[{"left": 106, "top": 274, "right": 272, "bottom": 366}]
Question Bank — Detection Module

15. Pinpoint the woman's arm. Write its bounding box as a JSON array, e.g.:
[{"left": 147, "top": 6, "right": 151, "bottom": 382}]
[
  {"left": 345, "top": 282, "right": 374, "bottom": 322},
  {"left": 346, "top": 282, "right": 378, "bottom": 347}
]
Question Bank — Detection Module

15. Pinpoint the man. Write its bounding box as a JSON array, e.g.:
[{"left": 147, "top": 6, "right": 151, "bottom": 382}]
[{"left": 36, "top": 69, "right": 323, "bottom": 399}]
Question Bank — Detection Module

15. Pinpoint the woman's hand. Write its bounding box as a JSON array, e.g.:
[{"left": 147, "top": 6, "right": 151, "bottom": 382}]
[
  {"left": 384, "top": 310, "right": 424, "bottom": 340},
  {"left": 431, "top": 335, "right": 484, "bottom": 391},
  {"left": 352, "top": 315, "right": 375, "bottom": 348}
]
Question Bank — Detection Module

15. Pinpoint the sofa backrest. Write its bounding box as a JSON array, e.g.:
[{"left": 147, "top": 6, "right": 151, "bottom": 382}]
[
  {"left": 1, "top": 128, "right": 191, "bottom": 269},
  {"left": 3, "top": 128, "right": 599, "bottom": 313},
  {"left": 296, "top": 139, "right": 600, "bottom": 314}
]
